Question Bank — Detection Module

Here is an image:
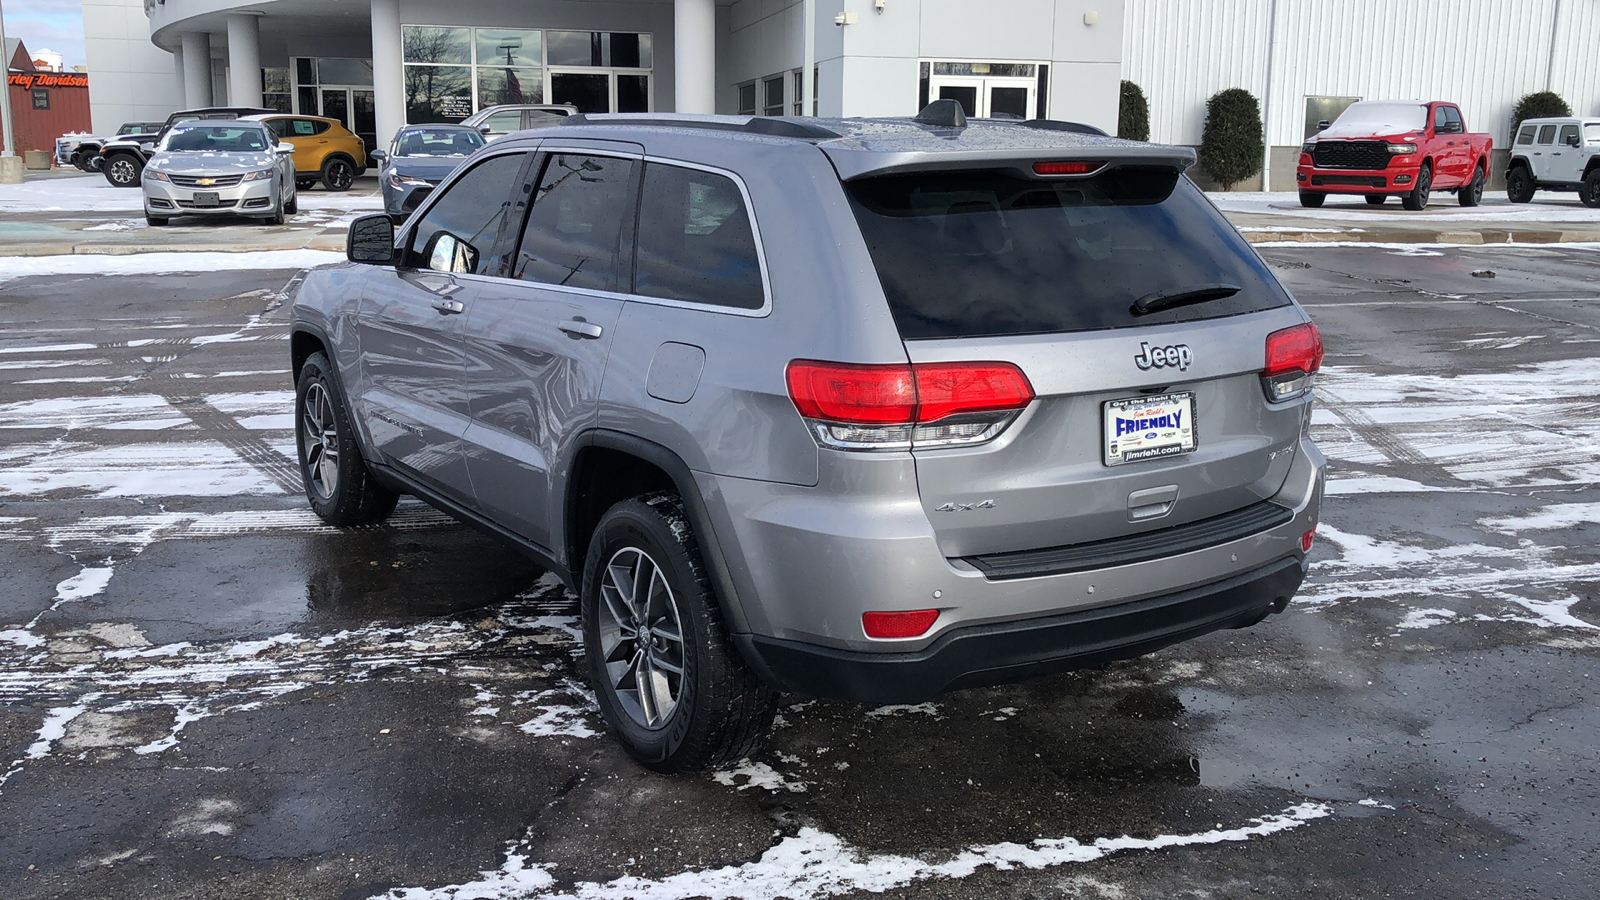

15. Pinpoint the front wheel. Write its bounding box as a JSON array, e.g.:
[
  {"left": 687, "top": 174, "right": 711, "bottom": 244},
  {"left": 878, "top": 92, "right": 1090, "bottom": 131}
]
[
  {"left": 321, "top": 157, "right": 355, "bottom": 192},
  {"left": 1298, "top": 190, "right": 1326, "bottom": 208},
  {"left": 295, "top": 351, "right": 399, "bottom": 526},
  {"left": 1582, "top": 170, "right": 1600, "bottom": 209},
  {"left": 1401, "top": 164, "right": 1432, "bottom": 211},
  {"left": 1364, "top": 194, "right": 1387, "bottom": 206},
  {"left": 102, "top": 153, "right": 142, "bottom": 188},
  {"left": 1458, "top": 165, "right": 1485, "bottom": 207},
  {"left": 145, "top": 214, "right": 168, "bottom": 226},
  {"left": 1506, "top": 166, "right": 1535, "bottom": 203},
  {"left": 582, "top": 494, "right": 776, "bottom": 773}
]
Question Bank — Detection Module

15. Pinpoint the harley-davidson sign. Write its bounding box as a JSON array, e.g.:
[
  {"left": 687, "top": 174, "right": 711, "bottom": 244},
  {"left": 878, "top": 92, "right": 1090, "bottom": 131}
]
[{"left": 8, "top": 73, "right": 90, "bottom": 89}]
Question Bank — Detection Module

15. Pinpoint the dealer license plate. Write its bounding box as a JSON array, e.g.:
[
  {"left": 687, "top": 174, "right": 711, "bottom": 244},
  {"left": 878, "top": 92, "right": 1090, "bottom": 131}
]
[
  {"left": 1103, "top": 392, "right": 1197, "bottom": 466},
  {"left": 192, "top": 191, "right": 220, "bottom": 207}
]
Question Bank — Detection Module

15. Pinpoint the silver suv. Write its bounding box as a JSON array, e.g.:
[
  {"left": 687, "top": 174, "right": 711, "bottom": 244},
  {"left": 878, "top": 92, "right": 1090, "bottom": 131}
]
[{"left": 291, "top": 103, "right": 1326, "bottom": 772}]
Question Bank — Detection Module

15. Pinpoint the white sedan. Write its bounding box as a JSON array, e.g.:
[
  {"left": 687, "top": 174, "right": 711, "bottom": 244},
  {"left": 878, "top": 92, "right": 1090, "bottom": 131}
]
[{"left": 141, "top": 121, "right": 297, "bottom": 226}]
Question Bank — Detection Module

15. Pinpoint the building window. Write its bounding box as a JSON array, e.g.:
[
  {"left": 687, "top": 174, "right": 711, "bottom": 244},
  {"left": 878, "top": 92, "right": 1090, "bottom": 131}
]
[
  {"left": 763, "top": 76, "right": 784, "bottom": 117},
  {"left": 793, "top": 71, "right": 804, "bottom": 115},
  {"left": 737, "top": 82, "right": 756, "bottom": 116},
  {"left": 262, "top": 67, "right": 292, "bottom": 113},
  {"left": 31, "top": 89, "right": 50, "bottom": 110}
]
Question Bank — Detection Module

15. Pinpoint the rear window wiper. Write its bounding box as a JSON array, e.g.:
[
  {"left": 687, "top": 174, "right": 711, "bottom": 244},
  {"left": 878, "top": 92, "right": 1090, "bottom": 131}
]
[{"left": 1130, "top": 283, "right": 1242, "bottom": 316}]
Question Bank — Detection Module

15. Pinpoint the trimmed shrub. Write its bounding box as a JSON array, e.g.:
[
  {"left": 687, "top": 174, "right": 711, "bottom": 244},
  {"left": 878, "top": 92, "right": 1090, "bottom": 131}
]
[
  {"left": 1118, "top": 81, "right": 1150, "bottom": 142},
  {"left": 1511, "top": 91, "right": 1572, "bottom": 139},
  {"left": 1199, "top": 88, "right": 1264, "bottom": 191}
]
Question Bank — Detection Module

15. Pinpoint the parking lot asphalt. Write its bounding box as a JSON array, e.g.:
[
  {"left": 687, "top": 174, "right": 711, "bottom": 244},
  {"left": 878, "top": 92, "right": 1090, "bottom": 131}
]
[{"left": 0, "top": 245, "right": 1596, "bottom": 899}]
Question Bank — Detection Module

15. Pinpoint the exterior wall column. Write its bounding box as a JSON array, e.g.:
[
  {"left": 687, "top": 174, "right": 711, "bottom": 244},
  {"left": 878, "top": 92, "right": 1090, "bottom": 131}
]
[
  {"left": 674, "top": 0, "right": 715, "bottom": 114},
  {"left": 370, "top": 0, "right": 405, "bottom": 151},
  {"left": 180, "top": 31, "right": 213, "bottom": 108},
  {"left": 226, "top": 14, "right": 263, "bottom": 108},
  {"left": 173, "top": 43, "right": 187, "bottom": 101}
]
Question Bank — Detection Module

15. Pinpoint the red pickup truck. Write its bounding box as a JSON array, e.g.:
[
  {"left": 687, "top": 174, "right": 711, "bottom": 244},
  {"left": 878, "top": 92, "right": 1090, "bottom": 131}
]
[{"left": 1297, "top": 101, "right": 1493, "bottom": 210}]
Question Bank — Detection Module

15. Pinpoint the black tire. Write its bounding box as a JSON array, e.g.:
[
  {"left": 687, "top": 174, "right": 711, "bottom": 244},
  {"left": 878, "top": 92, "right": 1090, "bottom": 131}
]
[
  {"left": 1401, "top": 163, "right": 1432, "bottom": 210},
  {"left": 582, "top": 493, "right": 776, "bottom": 773},
  {"left": 296, "top": 178, "right": 316, "bottom": 191},
  {"left": 285, "top": 190, "right": 299, "bottom": 215},
  {"left": 1298, "top": 190, "right": 1326, "bottom": 208},
  {"left": 321, "top": 156, "right": 356, "bottom": 192},
  {"left": 102, "top": 153, "right": 143, "bottom": 188},
  {"left": 1582, "top": 170, "right": 1600, "bottom": 209},
  {"left": 73, "top": 152, "right": 98, "bottom": 173},
  {"left": 145, "top": 214, "right": 168, "bottom": 226},
  {"left": 1458, "top": 164, "right": 1485, "bottom": 207},
  {"left": 1506, "top": 166, "right": 1536, "bottom": 204},
  {"left": 294, "top": 351, "right": 399, "bottom": 526},
  {"left": 261, "top": 189, "right": 286, "bottom": 226},
  {"left": 1364, "top": 194, "right": 1387, "bottom": 206}
]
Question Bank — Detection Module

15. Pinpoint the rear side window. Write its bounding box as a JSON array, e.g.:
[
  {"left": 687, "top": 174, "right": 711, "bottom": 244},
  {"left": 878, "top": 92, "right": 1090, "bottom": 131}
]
[
  {"left": 513, "top": 154, "right": 639, "bottom": 293},
  {"left": 481, "top": 111, "right": 521, "bottom": 134},
  {"left": 409, "top": 153, "right": 527, "bottom": 276},
  {"left": 845, "top": 168, "right": 1291, "bottom": 339},
  {"left": 633, "top": 163, "right": 764, "bottom": 309},
  {"left": 1516, "top": 126, "right": 1536, "bottom": 146}
]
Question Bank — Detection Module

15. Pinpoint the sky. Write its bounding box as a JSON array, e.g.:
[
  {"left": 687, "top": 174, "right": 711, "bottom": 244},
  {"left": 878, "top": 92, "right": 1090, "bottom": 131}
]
[{"left": 4, "top": 0, "right": 87, "bottom": 70}]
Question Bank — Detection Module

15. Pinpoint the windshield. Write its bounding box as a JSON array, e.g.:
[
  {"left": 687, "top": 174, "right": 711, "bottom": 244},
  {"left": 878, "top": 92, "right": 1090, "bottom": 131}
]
[
  {"left": 158, "top": 125, "right": 271, "bottom": 153},
  {"left": 393, "top": 129, "right": 485, "bottom": 158},
  {"left": 845, "top": 168, "right": 1291, "bottom": 339},
  {"left": 1333, "top": 102, "right": 1427, "bottom": 132}
]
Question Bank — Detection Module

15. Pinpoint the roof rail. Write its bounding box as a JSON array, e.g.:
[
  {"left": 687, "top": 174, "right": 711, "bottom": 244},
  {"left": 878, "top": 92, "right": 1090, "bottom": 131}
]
[
  {"left": 1019, "top": 119, "right": 1111, "bottom": 137},
  {"left": 913, "top": 99, "right": 967, "bottom": 128},
  {"left": 561, "top": 114, "right": 841, "bottom": 140}
]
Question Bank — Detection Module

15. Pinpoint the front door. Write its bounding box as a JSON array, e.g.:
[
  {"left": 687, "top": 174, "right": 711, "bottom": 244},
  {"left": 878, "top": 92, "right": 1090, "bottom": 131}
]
[
  {"left": 1554, "top": 124, "right": 1584, "bottom": 183},
  {"left": 355, "top": 151, "right": 531, "bottom": 503},
  {"left": 460, "top": 145, "right": 642, "bottom": 551},
  {"left": 928, "top": 62, "right": 1038, "bottom": 120},
  {"left": 318, "top": 88, "right": 377, "bottom": 148}
]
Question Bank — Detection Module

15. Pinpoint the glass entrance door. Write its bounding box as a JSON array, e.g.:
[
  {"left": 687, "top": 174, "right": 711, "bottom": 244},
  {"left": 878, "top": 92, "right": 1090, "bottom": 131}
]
[
  {"left": 318, "top": 88, "right": 377, "bottom": 151},
  {"left": 549, "top": 70, "right": 651, "bottom": 114},
  {"left": 926, "top": 62, "right": 1039, "bottom": 120}
]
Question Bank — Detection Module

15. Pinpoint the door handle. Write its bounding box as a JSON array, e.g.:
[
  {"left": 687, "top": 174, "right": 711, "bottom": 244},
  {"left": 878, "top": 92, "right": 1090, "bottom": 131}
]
[
  {"left": 558, "top": 318, "right": 603, "bottom": 339},
  {"left": 431, "top": 298, "right": 465, "bottom": 315}
]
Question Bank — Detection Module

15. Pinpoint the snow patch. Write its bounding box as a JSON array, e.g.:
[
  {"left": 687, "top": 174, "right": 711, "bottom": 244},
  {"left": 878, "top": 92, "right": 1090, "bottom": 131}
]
[
  {"left": 864, "top": 702, "right": 941, "bottom": 719},
  {"left": 0, "top": 250, "right": 344, "bottom": 285},
  {"left": 711, "top": 760, "right": 808, "bottom": 794}
]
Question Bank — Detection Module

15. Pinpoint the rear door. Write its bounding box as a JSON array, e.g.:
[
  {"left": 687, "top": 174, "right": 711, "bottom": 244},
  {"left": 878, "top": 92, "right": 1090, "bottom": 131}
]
[
  {"left": 459, "top": 141, "right": 642, "bottom": 550},
  {"left": 843, "top": 166, "right": 1309, "bottom": 558},
  {"left": 356, "top": 150, "right": 532, "bottom": 504}
]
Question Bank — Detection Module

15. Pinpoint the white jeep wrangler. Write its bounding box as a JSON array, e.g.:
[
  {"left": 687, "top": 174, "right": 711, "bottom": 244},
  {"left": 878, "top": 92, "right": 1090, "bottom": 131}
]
[{"left": 1506, "top": 117, "right": 1600, "bottom": 207}]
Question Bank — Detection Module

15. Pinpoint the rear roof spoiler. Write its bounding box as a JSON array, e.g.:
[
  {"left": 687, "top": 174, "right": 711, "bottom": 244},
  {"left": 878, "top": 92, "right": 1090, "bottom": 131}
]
[{"left": 823, "top": 143, "right": 1196, "bottom": 181}]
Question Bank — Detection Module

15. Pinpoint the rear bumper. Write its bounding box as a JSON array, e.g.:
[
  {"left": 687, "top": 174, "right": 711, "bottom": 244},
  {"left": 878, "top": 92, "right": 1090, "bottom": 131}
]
[
  {"left": 1297, "top": 162, "right": 1421, "bottom": 193},
  {"left": 738, "top": 554, "right": 1303, "bottom": 704}
]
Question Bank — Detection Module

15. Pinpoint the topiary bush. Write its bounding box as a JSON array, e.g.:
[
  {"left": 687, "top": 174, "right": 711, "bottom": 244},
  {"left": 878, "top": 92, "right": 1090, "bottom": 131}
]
[
  {"left": 1511, "top": 91, "right": 1572, "bottom": 139},
  {"left": 1199, "top": 88, "right": 1263, "bottom": 191},
  {"left": 1118, "top": 81, "right": 1150, "bottom": 142}
]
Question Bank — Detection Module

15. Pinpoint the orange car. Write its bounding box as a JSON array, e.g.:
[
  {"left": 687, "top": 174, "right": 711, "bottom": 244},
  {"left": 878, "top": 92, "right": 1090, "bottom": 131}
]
[{"left": 245, "top": 114, "right": 367, "bottom": 191}]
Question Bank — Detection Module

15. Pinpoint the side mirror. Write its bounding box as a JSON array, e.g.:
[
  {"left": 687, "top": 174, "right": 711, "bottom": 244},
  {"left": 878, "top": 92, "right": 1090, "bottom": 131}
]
[
  {"left": 425, "top": 232, "right": 479, "bottom": 275},
  {"left": 369, "top": 148, "right": 388, "bottom": 164},
  {"left": 1566, "top": 134, "right": 1581, "bottom": 147},
  {"left": 479, "top": 125, "right": 493, "bottom": 135},
  {"left": 1317, "top": 120, "right": 1331, "bottom": 132},
  {"left": 347, "top": 214, "right": 398, "bottom": 265},
  {"left": 276, "top": 142, "right": 296, "bottom": 153}
]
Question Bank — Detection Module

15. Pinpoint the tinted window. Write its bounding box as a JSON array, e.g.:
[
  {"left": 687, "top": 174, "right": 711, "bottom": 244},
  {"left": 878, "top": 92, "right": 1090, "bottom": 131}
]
[
  {"left": 1443, "top": 106, "right": 1463, "bottom": 131},
  {"left": 512, "top": 154, "right": 638, "bottom": 293},
  {"left": 1432, "top": 106, "right": 1449, "bottom": 130},
  {"left": 1517, "top": 126, "right": 1536, "bottom": 146},
  {"left": 409, "top": 153, "right": 527, "bottom": 276},
  {"left": 634, "top": 164, "right": 763, "bottom": 309},
  {"left": 1559, "top": 124, "right": 1579, "bottom": 145},
  {"left": 845, "top": 168, "right": 1291, "bottom": 339},
  {"left": 1538, "top": 125, "right": 1557, "bottom": 145},
  {"left": 480, "top": 111, "right": 522, "bottom": 134}
]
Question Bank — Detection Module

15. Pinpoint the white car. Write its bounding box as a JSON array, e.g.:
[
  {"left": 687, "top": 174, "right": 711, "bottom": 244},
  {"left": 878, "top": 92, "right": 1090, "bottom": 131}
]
[
  {"left": 1506, "top": 117, "right": 1600, "bottom": 207},
  {"left": 141, "top": 120, "right": 297, "bottom": 226}
]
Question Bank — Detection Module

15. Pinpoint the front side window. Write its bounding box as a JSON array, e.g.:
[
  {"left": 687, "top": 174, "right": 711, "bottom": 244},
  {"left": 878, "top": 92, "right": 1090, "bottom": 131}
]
[
  {"left": 513, "top": 154, "right": 639, "bottom": 293},
  {"left": 1558, "top": 124, "right": 1579, "bottom": 146},
  {"left": 480, "top": 110, "right": 524, "bottom": 135},
  {"left": 634, "top": 164, "right": 763, "bottom": 310},
  {"left": 846, "top": 168, "right": 1291, "bottom": 339},
  {"left": 409, "top": 153, "right": 527, "bottom": 276}
]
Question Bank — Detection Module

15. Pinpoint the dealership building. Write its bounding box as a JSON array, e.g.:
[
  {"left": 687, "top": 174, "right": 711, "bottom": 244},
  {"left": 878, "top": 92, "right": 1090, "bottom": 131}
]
[{"left": 84, "top": 0, "right": 1599, "bottom": 189}]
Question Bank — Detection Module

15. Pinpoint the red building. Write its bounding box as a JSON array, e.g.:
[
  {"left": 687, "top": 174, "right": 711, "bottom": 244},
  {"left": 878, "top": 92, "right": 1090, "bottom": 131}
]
[{"left": 4, "top": 38, "right": 91, "bottom": 155}]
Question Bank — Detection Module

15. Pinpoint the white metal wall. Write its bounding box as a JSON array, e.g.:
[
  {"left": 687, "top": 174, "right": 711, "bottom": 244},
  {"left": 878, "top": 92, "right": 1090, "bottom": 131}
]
[{"left": 1125, "top": 0, "right": 1600, "bottom": 148}]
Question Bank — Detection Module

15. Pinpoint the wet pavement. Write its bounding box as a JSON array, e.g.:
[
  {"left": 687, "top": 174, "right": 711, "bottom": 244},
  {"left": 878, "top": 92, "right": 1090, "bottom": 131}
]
[{"left": 0, "top": 247, "right": 1596, "bottom": 899}]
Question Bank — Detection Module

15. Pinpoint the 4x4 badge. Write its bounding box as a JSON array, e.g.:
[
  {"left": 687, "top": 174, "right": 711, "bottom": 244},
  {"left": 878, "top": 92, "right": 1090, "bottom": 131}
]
[
  {"left": 935, "top": 499, "right": 996, "bottom": 513},
  {"left": 1134, "top": 342, "right": 1193, "bottom": 371}
]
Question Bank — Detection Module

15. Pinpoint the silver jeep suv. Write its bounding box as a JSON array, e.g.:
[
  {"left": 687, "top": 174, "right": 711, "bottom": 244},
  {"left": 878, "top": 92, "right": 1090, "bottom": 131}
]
[{"left": 291, "top": 103, "right": 1326, "bottom": 772}]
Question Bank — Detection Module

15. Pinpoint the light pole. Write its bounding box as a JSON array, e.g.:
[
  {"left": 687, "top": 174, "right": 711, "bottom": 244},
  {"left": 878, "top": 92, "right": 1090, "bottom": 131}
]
[{"left": 0, "top": 0, "right": 22, "bottom": 183}]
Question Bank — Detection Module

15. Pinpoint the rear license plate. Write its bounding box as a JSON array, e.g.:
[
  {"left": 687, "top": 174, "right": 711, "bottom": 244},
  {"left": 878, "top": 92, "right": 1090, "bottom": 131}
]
[
  {"left": 192, "top": 191, "right": 220, "bottom": 207},
  {"left": 1104, "top": 392, "right": 1197, "bottom": 466}
]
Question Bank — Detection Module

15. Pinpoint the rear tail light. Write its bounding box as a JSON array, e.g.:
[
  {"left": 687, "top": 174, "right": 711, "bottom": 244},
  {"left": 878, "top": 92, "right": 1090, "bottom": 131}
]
[
  {"left": 1301, "top": 528, "right": 1316, "bottom": 552},
  {"left": 863, "top": 609, "right": 940, "bottom": 639},
  {"left": 1261, "top": 322, "right": 1323, "bottom": 402},
  {"left": 787, "top": 360, "right": 1034, "bottom": 450}
]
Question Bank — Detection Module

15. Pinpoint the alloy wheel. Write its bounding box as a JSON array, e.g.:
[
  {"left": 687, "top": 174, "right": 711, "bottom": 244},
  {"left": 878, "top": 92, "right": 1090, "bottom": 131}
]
[
  {"left": 327, "top": 160, "right": 354, "bottom": 191},
  {"left": 597, "top": 546, "right": 687, "bottom": 730},
  {"left": 300, "top": 382, "right": 340, "bottom": 499},
  {"left": 109, "top": 158, "right": 136, "bottom": 185}
]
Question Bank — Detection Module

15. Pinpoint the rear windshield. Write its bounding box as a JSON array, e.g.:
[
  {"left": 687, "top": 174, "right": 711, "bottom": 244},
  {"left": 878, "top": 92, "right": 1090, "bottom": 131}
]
[{"left": 845, "top": 167, "right": 1291, "bottom": 339}]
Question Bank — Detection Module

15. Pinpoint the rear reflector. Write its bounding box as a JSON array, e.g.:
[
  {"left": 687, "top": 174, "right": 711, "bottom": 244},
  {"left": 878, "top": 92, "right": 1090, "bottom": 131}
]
[
  {"left": 1033, "top": 160, "right": 1105, "bottom": 176},
  {"left": 1301, "top": 528, "right": 1316, "bottom": 552},
  {"left": 863, "top": 609, "right": 940, "bottom": 639},
  {"left": 1261, "top": 322, "right": 1324, "bottom": 402},
  {"left": 787, "top": 360, "right": 1034, "bottom": 450}
]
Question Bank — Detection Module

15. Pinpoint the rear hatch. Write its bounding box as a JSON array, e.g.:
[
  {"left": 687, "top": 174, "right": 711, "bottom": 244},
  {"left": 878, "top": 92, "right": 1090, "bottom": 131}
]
[{"left": 839, "top": 161, "right": 1309, "bottom": 560}]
